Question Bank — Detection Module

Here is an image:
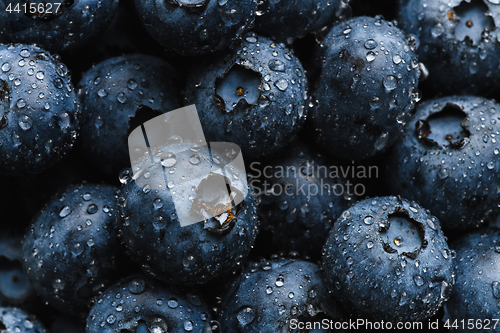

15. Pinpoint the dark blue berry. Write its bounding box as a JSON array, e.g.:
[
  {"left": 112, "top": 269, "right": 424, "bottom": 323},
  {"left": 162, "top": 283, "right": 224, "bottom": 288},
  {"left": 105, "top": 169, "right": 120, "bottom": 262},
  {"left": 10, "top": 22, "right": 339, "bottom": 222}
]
[
  {"left": 22, "top": 182, "right": 119, "bottom": 315},
  {"left": 0, "top": 0, "right": 119, "bottom": 53},
  {"left": 398, "top": 0, "right": 500, "bottom": 94},
  {"left": 254, "top": 141, "right": 352, "bottom": 256},
  {"left": 219, "top": 257, "right": 346, "bottom": 332},
  {"left": 321, "top": 196, "right": 454, "bottom": 322},
  {"left": 0, "top": 44, "right": 79, "bottom": 176},
  {"left": 134, "top": 0, "right": 257, "bottom": 56},
  {"left": 0, "top": 306, "right": 47, "bottom": 333},
  {"left": 310, "top": 16, "right": 421, "bottom": 160},
  {"left": 387, "top": 96, "right": 500, "bottom": 230},
  {"left": 254, "top": 0, "right": 351, "bottom": 44},
  {"left": 185, "top": 33, "right": 308, "bottom": 159},
  {"left": 77, "top": 54, "right": 180, "bottom": 175},
  {"left": 86, "top": 275, "right": 212, "bottom": 333},
  {"left": 118, "top": 142, "right": 259, "bottom": 285},
  {"left": 445, "top": 229, "right": 500, "bottom": 331}
]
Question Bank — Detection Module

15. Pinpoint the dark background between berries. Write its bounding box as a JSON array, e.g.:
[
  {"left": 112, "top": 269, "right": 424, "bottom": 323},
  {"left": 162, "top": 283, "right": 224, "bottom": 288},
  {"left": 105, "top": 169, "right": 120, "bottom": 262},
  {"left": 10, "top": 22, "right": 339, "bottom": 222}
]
[{"left": 1, "top": 0, "right": 500, "bottom": 332}]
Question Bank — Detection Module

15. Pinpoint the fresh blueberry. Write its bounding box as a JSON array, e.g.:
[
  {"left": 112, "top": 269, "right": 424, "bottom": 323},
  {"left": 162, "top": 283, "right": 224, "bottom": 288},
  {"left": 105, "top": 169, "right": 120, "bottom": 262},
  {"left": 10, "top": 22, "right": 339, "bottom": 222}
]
[
  {"left": 0, "top": 43, "right": 80, "bottom": 176},
  {"left": 445, "top": 229, "right": 500, "bottom": 331},
  {"left": 118, "top": 142, "right": 259, "bottom": 285},
  {"left": 253, "top": 0, "right": 351, "bottom": 44},
  {"left": 77, "top": 54, "right": 180, "bottom": 175},
  {"left": 185, "top": 33, "right": 308, "bottom": 159},
  {"left": 310, "top": 16, "right": 421, "bottom": 160},
  {"left": 134, "top": 0, "right": 257, "bottom": 56},
  {"left": 387, "top": 96, "right": 500, "bottom": 231},
  {"left": 321, "top": 196, "right": 454, "bottom": 322},
  {"left": 0, "top": 307, "right": 47, "bottom": 333},
  {"left": 86, "top": 275, "right": 212, "bottom": 333},
  {"left": 0, "top": 0, "right": 119, "bottom": 53},
  {"left": 0, "top": 232, "right": 35, "bottom": 308},
  {"left": 22, "top": 182, "right": 119, "bottom": 315},
  {"left": 398, "top": 0, "right": 500, "bottom": 94},
  {"left": 253, "top": 141, "right": 352, "bottom": 256},
  {"left": 219, "top": 257, "right": 346, "bottom": 332}
]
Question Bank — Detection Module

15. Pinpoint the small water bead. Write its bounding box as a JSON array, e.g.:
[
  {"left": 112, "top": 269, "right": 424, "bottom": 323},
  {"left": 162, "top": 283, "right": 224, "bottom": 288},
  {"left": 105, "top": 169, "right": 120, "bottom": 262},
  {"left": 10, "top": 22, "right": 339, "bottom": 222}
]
[
  {"left": 87, "top": 204, "right": 98, "bottom": 214},
  {"left": 127, "top": 79, "right": 138, "bottom": 90},
  {"left": 59, "top": 206, "right": 71, "bottom": 218},
  {"left": 36, "top": 71, "right": 44, "bottom": 80},
  {"left": 364, "top": 39, "right": 377, "bottom": 49}
]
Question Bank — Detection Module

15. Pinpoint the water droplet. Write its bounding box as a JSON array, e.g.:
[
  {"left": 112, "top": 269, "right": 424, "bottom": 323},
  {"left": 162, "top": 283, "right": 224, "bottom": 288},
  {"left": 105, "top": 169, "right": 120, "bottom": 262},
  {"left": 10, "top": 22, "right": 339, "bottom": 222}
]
[
  {"left": 36, "top": 71, "right": 44, "bottom": 80},
  {"left": 364, "top": 39, "right": 377, "bottom": 49},
  {"left": 184, "top": 321, "right": 193, "bottom": 332},
  {"left": 87, "top": 204, "right": 98, "bottom": 214},
  {"left": 383, "top": 75, "right": 398, "bottom": 91},
  {"left": 431, "top": 23, "right": 444, "bottom": 38},
  {"left": 59, "top": 206, "right": 71, "bottom": 218},
  {"left": 237, "top": 307, "right": 255, "bottom": 327},
  {"left": 97, "top": 89, "right": 108, "bottom": 98},
  {"left": 128, "top": 278, "right": 146, "bottom": 294},
  {"left": 366, "top": 52, "right": 376, "bottom": 62},
  {"left": 275, "top": 276, "right": 284, "bottom": 287},
  {"left": 413, "top": 275, "right": 424, "bottom": 287},
  {"left": 52, "top": 278, "right": 65, "bottom": 290},
  {"left": 275, "top": 79, "right": 288, "bottom": 91},
  {"left": 393, "top": 54, "right": 402, "bottom": 64},
  {"left": 493, "top": 282, "right": 500, "bottom": 299},
  {"left": 161, "top": 152, "right": 176, "bottom": 167},
  {"left": 363, "top": 216, "right": 374, "bottom": 225},
  {"left": 117, "top": 92, "right": 127, "bottom": 104},
  {"left": 189, "top": 154, "right": 200, "bottom": 165},
  {"left": 20, "top": 49, "right": 30, "bottom": 57},
  {"left": 106, "top": 315, "right": 116, "bottom": 325},
  {"left": 1, "top": 63, "right": 11, "bottom": 72},
  {"left": 168, "top": 298, "right": 178, "bottom": 308},
  {"left": 487, "top": 161, "right": 495, "bottom": 170},
  {"left": 127, "top": 79, "right": 138, "bottom": 90},
  {"left": 269, "top": 59, "right": 285, "bottom": 72}
]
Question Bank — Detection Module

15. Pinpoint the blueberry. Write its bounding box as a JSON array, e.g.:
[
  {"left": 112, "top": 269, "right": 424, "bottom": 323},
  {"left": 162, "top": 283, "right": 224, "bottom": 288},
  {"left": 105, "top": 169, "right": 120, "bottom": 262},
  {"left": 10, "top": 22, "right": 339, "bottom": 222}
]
[
  {"left": 0, "top": 0, "right": 119, "bottom": 53},
  {"left": 185, "top": 33, "right": 308, "bottom": 159},
  {"left": 254, "top": 0, "right": 351, "bottom": 44},
  {"left": 77, "top": 54, "right": 180, "bottom": 175},
  {"left": 0, "top": 307, "right": 47, "bottom": 333},
  {"left": 134, "top": 0, "right": 257, "bottom": 56},
  {"left": 445, "top": 229, "right": 500, "bottom": 331},
  {"left": 387, "top": 96, "right": 500, "bottom": 231},
  {"left": 310, "top": 16, "right": 421, "bottom": 160},
  {"left": 0, "top": 232, "right": 35, "bottom": 307},
  {"left": 86, "top": 275, "right": 211, "bottom": 333},
  {"left": 22, "top": 182, "right": 119, "bottom": 315},
  {"left": 321, "top": 196, "right": 454, "bottom": 322},
  {"left": 253, "top": 141, "right": 352, "bottom": 256},
  {"left": 0, "top": 44, "right": 80, "bottom": 176},
  {"left": 398, "top": 0, "right": 500, "bottom": 94},
  {"left": 219, "top": 257, "right": 346, "bottom": 332},
  {"left": 118, "top": 142, "right": 259, "bottom": 285}
]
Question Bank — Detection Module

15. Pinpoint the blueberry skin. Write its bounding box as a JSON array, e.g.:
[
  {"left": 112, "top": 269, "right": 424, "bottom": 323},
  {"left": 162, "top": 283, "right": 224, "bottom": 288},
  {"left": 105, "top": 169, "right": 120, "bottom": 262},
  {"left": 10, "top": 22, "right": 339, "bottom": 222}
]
[
  {"left": 310, "top": 16, "right": 421, "bottom": 160},
  {"left": 134, "top": 0, "right": 257, "bottom": 56},
  {"left": 0, "top": 0, "right": 119, "bottom": 53},
  {"left": 0, "top": 44, "right": 80, "bottom": 176},
  {"left": 219, "top": 258, "right": 346, "bottom": 332},
  {"left": 77, "top": 54, "right": 180, "bottom": 175},
  {"left": 321, "top": 196, "right": 454, "bottom": 322},
  {"left": 22, "top": 183, "right": 119, "bottom": 315},
  {"left": 398, "top": 0, "right": 500, "bottom": 95},
  {"left": 445, "top": 230, "right": 500, "bottom": 332},
  {"left": 86, "top": 275, "right": 211, "bottom": 333},
  {"left": 387, "top": 96, "right": 500, "bottom": 231},
  {"left": 0, "top": 307, "right": 47, "bottom": 333},
  {"left": 254, "top": 142, "right": 351, "bottom": 255},
  {"left": 254, "top": 0, "right": 351, "bottom": 44},
  {"left": 185, "top": 33, "right": 308, "bottom": 159},
  {"left": 118, "top": 143, "right": 259, "bottom": 285}
]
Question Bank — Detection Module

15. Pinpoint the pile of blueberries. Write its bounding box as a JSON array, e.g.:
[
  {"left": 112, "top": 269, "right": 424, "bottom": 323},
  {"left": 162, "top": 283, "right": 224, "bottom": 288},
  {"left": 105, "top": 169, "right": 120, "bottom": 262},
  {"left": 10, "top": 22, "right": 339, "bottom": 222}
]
[{"left": 1, "top": 0, "right": 500, "bottom": 332}]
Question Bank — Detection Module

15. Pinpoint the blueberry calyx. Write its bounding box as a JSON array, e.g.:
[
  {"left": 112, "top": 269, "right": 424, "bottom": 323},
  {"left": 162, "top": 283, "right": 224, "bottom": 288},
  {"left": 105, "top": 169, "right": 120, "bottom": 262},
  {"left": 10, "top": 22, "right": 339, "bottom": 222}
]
[
  {"left": 214, "top": 64, "right": 262, "bottom": 113},
  {"left": 167, "top": 0, "right": 209, "bottom": 9},
  {"left": 452, "top": 0, "right": 495, "bottom": 45},
  {"left": 378, "top": 205, "right": 427, "bottom": 259},
  {"left": 191, "top": 173, "right": 245, "bottom": 234},
  {"left": 415, "top": 102, "right": 471, "bottom": 149}
]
